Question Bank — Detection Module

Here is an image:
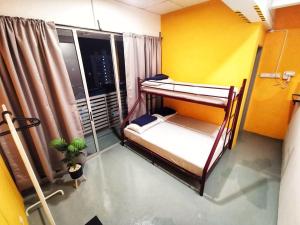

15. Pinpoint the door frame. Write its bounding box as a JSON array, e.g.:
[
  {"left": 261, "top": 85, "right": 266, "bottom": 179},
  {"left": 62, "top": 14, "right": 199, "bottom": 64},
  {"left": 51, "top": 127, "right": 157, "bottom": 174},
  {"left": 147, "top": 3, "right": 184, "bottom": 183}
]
[
  {"left": 110, "top": 34, "right": 123, "bottom": 124},
  {"left": 57, "top": 25, "right": 124, "bottom": 154},
  {"left": 72, "top": 29, "right": 100, "bottom": 152},
  {"left": 240, "top": 47, "right": 263, "bottom": 130}
]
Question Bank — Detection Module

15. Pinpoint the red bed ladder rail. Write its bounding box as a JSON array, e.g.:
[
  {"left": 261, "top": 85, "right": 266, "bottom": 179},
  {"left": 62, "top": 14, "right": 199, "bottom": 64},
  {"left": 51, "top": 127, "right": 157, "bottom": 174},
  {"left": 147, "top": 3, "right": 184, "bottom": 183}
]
[
  {"left": 120, "top": 78, "right": 143, "bottom": 145},
  {"left": 199, "top": 85, "right": 235, "bottom": 196},
  {"left": 199, "top": 79, "right": 246, "bottom": 196},
  {"left": 228, "top": 79, "right": 247, "bottom": 149}
]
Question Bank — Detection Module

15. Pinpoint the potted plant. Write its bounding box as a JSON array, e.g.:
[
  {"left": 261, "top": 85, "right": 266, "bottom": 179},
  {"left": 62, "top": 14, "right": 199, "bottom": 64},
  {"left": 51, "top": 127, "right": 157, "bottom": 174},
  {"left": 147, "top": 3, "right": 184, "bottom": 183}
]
[{"left": 50, "top": 138, "right": 87, "bottom": 180}]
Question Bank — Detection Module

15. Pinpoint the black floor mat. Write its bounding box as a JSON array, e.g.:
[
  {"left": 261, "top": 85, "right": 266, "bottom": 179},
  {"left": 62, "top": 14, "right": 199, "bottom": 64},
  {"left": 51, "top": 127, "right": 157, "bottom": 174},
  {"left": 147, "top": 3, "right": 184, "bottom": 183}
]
[{"left": 85, "top": 216, "right": 102, "bottom": 225}]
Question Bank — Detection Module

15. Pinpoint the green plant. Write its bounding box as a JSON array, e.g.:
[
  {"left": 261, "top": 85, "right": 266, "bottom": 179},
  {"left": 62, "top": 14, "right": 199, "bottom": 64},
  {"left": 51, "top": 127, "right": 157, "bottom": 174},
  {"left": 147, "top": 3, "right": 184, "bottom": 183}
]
[{"left": 50, "top": 137, "right": 87, "bottom": 168}]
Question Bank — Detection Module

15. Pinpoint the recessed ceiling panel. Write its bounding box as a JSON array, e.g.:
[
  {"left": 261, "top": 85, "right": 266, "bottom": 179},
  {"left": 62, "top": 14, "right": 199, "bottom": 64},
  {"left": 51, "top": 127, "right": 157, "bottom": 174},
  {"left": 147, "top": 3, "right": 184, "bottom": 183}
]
[
  {"left": 170, "top": 0, "right": 209, "bottom": 7},
  {"left": 147, "top": 1, "right": 182, "bottom": 14},
  {"left": 116, "top": 0, "right": 211, "bottom": 14},
  {"left": 116, "top": 0, "right": 164, "bottom": 9}
]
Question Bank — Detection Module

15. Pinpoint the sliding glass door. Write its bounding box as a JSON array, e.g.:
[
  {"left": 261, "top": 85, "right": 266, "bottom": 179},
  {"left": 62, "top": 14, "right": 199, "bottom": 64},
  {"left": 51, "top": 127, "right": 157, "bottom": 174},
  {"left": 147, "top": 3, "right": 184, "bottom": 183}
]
[
  {"left": 112, "top": 35, "right": 128, "bottom": 122},
  {"left": 77, "top": 31, "right": 122, "bottom": 151},
  {"left": 57, "top": 28, "right": 98, "bottom": 155},
  {"left": 57, "top": 28, "right": 127, "bottom": 155}
]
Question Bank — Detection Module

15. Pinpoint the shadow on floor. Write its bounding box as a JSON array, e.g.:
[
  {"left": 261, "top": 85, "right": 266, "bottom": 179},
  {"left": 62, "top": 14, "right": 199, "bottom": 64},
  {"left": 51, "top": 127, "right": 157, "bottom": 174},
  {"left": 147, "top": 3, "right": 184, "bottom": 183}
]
[{"left": 26, "top": 131, "right": 282, "bottom": 225}]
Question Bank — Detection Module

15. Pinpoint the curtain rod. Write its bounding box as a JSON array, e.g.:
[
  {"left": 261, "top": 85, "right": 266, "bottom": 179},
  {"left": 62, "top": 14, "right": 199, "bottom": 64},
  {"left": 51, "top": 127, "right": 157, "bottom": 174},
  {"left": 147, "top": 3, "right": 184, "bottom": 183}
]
[
  {"left": 55, "top": 22, "right": 162, "bottom": 38},
  {"left": 55, "top": 23, "right": 123, "bottom": 36}
]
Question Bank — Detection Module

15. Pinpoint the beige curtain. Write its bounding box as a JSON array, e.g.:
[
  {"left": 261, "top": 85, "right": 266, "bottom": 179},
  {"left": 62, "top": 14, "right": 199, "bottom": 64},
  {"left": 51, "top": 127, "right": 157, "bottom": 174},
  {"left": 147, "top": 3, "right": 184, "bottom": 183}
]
[
  {"left": 0, "top": 16, "right": 83, "bottom": 191},
  {"left": 145, "top": 35, "right": 161, "bottom": 76},
  {"left": 123, "top": 33, "right": 161, "bottom": 119}
]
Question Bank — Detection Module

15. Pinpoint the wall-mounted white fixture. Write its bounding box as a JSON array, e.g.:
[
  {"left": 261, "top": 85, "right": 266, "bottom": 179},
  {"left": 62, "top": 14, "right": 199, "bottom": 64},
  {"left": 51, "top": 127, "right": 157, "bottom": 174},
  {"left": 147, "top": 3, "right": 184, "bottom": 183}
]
[
  {"left": 283, "top": 71, "right": 296, "bottom": 81},
  {"left": 222, "top": 0, "right": 272, "bottom": 28},
  {"left": 260, "top": 73, "right": 281, "bottom": 78}
]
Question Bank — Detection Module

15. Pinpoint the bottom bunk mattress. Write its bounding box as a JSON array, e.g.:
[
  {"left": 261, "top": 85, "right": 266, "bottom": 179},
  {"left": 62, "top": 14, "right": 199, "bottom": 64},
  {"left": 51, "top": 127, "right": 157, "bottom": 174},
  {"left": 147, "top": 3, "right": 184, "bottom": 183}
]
[{"left": 124, "top": 114, "right": 227, "bottom": 176}]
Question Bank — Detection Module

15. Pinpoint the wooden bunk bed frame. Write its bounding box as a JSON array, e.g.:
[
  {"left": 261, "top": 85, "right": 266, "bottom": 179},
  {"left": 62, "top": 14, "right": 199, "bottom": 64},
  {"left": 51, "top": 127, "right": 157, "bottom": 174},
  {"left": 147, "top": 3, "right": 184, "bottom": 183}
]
[{"left": 121, "top": 78, "right": 247, "bottom": 196}]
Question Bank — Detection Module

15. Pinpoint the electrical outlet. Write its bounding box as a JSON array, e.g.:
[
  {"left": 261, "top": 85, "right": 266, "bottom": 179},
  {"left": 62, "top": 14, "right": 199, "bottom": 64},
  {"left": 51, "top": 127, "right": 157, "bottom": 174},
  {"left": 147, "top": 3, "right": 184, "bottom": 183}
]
[
  {"left": 283, "top": 71, "right": 296, "bottom": 80},
  {"left": 283, "top": 74, "right": 289, "bottom": 80}
]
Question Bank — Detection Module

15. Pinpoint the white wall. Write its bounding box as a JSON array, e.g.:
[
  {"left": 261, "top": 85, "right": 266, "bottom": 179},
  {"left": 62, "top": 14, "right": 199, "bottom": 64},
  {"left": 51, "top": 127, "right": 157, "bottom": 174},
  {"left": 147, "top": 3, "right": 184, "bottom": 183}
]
[
  {"left": 94, "top": 0, "right": 160, "bottom": 36},
  {"left": 0, "top": 0, "right": 160, "bottom": 36},
  {"left": 278, "top": 103, "right": 300, "bottom": 225}
]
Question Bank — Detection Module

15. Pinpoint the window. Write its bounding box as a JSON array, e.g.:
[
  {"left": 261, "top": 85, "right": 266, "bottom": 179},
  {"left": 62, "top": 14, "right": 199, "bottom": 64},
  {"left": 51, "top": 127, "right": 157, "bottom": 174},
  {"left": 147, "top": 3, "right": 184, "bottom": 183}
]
[
  {"left": 57, "top": 29, "right": 85, "bottom": 100},
  {"left": 78, "top": 35, "right": 115, "bottom": 96}
]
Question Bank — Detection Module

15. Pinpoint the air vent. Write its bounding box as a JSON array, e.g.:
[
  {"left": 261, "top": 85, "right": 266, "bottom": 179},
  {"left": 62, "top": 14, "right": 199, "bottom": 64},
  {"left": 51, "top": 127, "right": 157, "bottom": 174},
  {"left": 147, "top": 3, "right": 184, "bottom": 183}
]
[
  {"left": 253, "top": 5, "right": 266, "bottom": 22},
  {"left": 222, "top": 0, "right": 272, "bottom": 28},
  {"left": 235, "top": 11, "right": 250, "bottom": 23}
]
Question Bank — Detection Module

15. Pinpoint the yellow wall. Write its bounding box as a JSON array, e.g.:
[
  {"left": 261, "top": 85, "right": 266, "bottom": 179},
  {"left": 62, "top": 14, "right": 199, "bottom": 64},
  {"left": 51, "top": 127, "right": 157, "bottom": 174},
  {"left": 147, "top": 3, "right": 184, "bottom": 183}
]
[
  {"left": 0, "top": 156, "right": 28, "bottom": 225},
  {"left": 244, "top": 28, "right": 300, "bottom": 139},
  {"left": 274, "top": 4, "right": 300, "bottom": 30},
  {"left": 244, "top": 5, "right": 300, "bottom": 139},
  {"left": 161, "top": 0, "right": 264, "bottom": 145}
]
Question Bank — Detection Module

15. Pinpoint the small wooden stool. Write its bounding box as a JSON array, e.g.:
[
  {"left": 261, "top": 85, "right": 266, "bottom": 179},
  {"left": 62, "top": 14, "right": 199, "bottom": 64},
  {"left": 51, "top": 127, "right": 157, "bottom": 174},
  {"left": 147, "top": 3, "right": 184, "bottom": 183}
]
[{"left": 73, "top": 175, "right": 87, "bottom": 189}]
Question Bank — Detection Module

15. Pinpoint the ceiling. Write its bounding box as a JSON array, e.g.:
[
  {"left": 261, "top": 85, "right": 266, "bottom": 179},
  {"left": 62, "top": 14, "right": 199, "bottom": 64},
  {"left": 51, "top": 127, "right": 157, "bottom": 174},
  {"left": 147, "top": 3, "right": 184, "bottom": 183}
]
[
  {"left": 115, "top": 0, "right": 209, "bottom": 14},
  {"left": 115, "top": 0, "right": 300, "bottom": 16}
]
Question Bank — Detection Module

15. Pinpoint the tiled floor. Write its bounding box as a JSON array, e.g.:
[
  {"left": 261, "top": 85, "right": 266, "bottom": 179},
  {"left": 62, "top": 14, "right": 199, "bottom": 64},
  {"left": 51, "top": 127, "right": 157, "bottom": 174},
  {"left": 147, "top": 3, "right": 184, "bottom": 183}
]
[
  {"left": 85, "top": 127, "right": 121, "bottom": 155},
  {"left": 27, "top": 131, "right": 282, "bottom": 225}
]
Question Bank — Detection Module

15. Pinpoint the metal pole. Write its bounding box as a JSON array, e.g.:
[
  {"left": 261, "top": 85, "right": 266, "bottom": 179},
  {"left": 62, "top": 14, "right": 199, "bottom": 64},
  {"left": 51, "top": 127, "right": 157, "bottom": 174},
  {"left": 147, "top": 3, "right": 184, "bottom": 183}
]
[
  {"left": 1, "top": 104, "right": 56, "bottom": 225},
  {"left": 110, "top": 34, "right": 124, "bottom": 124}
]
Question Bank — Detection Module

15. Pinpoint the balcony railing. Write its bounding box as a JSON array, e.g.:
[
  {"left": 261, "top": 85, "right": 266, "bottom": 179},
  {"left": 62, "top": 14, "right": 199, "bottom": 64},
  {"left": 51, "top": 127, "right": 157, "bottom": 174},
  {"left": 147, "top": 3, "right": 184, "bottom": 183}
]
[{"left": 76, "top": 91, "right": 127, "bottom": 135}]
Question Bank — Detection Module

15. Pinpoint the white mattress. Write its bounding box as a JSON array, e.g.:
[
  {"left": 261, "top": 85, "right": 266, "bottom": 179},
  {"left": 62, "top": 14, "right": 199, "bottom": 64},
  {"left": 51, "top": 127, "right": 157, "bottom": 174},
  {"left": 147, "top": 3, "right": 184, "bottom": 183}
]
[
  {"left": 124, "top": 114, "right": 227, "bottom": 176},
  {"left": 142, "top": 80, "right": 239, "bottom": 106}
]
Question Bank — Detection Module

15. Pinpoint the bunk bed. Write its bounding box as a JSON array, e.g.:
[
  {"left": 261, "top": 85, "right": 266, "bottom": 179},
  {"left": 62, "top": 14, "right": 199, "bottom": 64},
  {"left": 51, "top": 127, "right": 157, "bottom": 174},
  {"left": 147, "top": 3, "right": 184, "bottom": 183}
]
[{"left": 121, "top": 77, "right": 247, "bottom": 196}]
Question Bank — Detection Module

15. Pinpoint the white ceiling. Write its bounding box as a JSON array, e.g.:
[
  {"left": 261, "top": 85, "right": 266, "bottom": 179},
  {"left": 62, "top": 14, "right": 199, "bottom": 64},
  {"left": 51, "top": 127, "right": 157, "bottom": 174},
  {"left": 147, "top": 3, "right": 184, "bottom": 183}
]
[
  {"left": 115, "top": 0, "right": 209, "bottom": 14},
  {"left": 271, "top": 0, "right": 300, "bottom": 9}
]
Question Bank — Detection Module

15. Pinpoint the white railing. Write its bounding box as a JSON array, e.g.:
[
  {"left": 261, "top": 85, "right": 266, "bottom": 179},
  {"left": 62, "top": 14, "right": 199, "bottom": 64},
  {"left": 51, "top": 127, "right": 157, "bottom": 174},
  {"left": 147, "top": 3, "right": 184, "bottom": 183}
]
[{"left": 76, "top": 91, "right": 127, "bottom": 135}]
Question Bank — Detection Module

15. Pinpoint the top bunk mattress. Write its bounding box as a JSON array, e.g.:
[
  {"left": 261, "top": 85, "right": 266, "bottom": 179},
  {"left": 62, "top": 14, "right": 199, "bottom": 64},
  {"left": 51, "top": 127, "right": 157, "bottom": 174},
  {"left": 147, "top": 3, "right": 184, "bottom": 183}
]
[
  {"left": 141, "top": 79, "right": 239, "bottom": 107},
  {"left": 124, "top": 114, "right": 228, "bottom": 176}
]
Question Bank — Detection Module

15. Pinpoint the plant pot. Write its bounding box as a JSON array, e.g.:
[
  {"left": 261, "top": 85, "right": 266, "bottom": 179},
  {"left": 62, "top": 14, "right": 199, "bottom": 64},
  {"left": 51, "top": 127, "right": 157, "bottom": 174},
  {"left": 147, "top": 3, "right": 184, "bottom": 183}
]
[
  {"left": 68, "top": 163, "right": 83, "bottom": 180},
  {"left": 75, "top": 150, "right": 87, "bottom": 165}
]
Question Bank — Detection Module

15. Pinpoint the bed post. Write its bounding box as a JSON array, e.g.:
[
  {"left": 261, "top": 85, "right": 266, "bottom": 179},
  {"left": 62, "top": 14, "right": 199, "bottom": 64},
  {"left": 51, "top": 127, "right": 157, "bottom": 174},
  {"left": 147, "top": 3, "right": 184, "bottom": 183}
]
[
  {"left": 199, "top": 86, "right": 235, "bottom": 196},
  {"left": 228, "top": 79, "right": 247, "bottom": 149},
  {"left": 120, "top": 77, "right": 143, "bottom": 146},
  {"left": 146, "top": 94, "right": 149, "bottom": 114}
]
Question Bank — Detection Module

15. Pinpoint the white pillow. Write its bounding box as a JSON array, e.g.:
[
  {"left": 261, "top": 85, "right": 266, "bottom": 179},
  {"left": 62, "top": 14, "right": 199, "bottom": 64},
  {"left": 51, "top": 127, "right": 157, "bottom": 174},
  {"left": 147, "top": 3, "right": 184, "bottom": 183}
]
[
  {"left": 126, "top": 119, "right": 161, "bottom": 134},
  {"left": 153, "top": 113, "right": 176, "bottom": 121},
  {"left": 142, "top": 78, "right": 173, "bottom": 87}
]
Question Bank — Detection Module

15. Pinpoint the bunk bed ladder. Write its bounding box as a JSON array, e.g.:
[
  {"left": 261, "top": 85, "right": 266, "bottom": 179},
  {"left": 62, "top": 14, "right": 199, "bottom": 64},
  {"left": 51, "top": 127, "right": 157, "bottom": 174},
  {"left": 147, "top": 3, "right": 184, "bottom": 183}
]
[
  {"left": 224, "top": 92, "right": 236, "bottom": 149},
  {"left": 228, "top": 79, "right": 247, "bottom": 149},
  {"left": 223, "top": 79, "right": 247, "bottom": 150},
  {"left": 120, "top": 77, "right": 143, "bottom": 145},
  {"left": 200, "top": 85, "right": 235, "bottom": 196}
]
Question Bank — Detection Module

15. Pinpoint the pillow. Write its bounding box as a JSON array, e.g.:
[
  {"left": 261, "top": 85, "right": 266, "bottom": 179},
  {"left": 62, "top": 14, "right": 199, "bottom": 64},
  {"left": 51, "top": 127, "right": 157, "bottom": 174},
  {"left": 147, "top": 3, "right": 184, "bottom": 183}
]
[
  {"left": 126, "top": 119, "right": 161, "bottom": 134},
  {"left": 131, "top": 114, "right": 157, "bottom": 126},
  {"left": 145, "top": 74, "right": 169, "bottom": 81},
  {"left": 142, "top": 78, "right": 173, "bottom": 87},
  {"left": 154, "top": 107, "right": 176, "bottom": 117},
  {"left": 153, "top": 113, "right": 175, "bottom": 121}
]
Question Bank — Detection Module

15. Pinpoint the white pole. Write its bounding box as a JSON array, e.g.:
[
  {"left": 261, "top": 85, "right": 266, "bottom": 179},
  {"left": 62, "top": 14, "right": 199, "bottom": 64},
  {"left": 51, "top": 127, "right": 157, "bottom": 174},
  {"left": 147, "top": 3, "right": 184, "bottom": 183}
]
[
  {"left": 110, "top": 34, "right": 123, "bottom": 124},
  {"left": 72, "top": 29, "right": 100, "bottom": 152},
  {"left": 1, "top": 104, "right": 56, "bottom": 225}
]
